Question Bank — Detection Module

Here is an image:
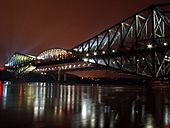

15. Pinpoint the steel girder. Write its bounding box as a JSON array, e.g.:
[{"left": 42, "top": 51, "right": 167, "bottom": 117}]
[
  {"left": 71, "top": 4, "right": 170, "bottom": 79},
  {"left": 4, "top": 53, "right": 36, "bottom": 76}
]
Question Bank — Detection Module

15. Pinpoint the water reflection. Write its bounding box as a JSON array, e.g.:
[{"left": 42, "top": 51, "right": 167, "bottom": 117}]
[
  {"left": 0, "top": 82, "right": 170, "bottom": 128},
  {"left": 0, "top": 81, "right": 2, "bottom": 96}
]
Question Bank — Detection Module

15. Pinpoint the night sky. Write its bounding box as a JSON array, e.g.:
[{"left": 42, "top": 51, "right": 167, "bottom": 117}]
[{"left": 0, "top": 0, "right": 169, "bottom": 66}]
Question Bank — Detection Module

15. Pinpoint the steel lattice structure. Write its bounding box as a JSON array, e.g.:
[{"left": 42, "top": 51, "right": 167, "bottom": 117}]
[
  {"left": 5, "top": 48, "right": 77, "bottom": 76},
  {"left": 37, "top": 48, "right": 69, "bottom": 60},
  {"left": 5, "top": 53, "right": 36, "bottom": 75},
  {"left": 5, "top": 3, "right": 170, "bottom": 79},
  {"left": 71, "top": 3, "right": 170, "bottom": 79}
]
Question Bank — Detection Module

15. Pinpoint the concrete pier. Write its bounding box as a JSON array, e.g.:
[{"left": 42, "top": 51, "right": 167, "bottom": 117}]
[{"left": 148, "top": 80, "right": 169, "bottom": 89}]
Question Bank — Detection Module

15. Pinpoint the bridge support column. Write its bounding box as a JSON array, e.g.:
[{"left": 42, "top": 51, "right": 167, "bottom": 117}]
[
  {"left": 148, "top": 79, "right": 169, "bottom": 89},
  {"left": 64, "top": 74, "right": 66, "bottom": 82},
  {"left": 57, "top": 68, "right": 61, "bottom": 82}
]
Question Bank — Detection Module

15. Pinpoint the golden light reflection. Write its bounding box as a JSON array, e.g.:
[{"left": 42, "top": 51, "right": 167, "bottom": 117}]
[
  {"left": 2, "top": 85, "right": 7, "bottom": 109},
  {"left": 1, "top": 82, "right": 170, "bottom": 127},
  {"left": 164, "top": 105, "right": 170, "bottom": 125},
  {"left": 145, "top": 114, "right": 154, "bottom": 128},
  {"left": 18, "top": 83, "right": 23, "bottom": 109},
  {"left": 19, "top": 83, "right": 23, "bottom": 97}
]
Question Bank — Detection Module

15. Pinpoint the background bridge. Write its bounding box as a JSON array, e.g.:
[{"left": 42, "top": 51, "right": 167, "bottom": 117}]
[{"left": 4, "top": 3, "right": 170, "bottom": 80}]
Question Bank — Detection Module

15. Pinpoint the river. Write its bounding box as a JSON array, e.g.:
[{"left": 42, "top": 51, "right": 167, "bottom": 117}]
[{"left": 0, "top": 82, "right": 169, "bottom": 128}]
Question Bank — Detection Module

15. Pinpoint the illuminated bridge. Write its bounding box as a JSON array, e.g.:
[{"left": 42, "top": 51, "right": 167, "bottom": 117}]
[{"left": 4, "top": 4, "right": 170, "bottom": 80}]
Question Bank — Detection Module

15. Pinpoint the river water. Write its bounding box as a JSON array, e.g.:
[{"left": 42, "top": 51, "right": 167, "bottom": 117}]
[{"left": 0, "top": 82, "right": 170, "bottom": 128}]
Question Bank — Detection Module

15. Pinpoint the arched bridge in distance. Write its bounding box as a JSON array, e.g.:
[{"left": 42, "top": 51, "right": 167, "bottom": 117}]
[{"left": 4, "top": 3, "right": 170, "bottom": 80}]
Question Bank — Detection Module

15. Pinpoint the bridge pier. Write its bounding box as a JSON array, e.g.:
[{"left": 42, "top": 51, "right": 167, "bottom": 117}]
[
  {"left": 148, "top": 80, "right": 169, "bottom": 89},
  {"left": 57, "top": 68, "right": 61, "bottom": 82},
  {"left": 57, "top": 68, "right": 67, "bottom": 82},
  {"left": 64, "top": 74, "right": 66, "bottom": 82}
]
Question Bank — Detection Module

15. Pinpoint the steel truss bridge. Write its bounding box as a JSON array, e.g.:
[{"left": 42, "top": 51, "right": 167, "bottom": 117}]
[{"left": 4, "top": 3, "right": 170, "bottom": 79}]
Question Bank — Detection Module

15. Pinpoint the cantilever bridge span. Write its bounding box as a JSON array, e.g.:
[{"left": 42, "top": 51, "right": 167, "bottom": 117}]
[{"left": 4, "top": 4, "right": 170, "bottom": 79}]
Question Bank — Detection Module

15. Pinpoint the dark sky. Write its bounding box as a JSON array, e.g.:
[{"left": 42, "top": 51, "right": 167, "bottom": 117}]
[{"left": 0, "top": 0, "right": 169, "bottom": 65}]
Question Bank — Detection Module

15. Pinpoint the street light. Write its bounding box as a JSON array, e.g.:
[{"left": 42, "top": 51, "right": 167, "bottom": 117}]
[
  {"left": 112, "top": 50, "right": 115, "bottom": 52},
  {"left": 86, "top": 53, "right": 89, "bottom": 56},
  {"left": 147, "top": 44, "right": 153, "bottom": 48},
  {"left": 164, "top": 42, "right": 167, "bottom": 46},
  {"left": 83, "top": 58, "right": 88, "bottom": 62}
]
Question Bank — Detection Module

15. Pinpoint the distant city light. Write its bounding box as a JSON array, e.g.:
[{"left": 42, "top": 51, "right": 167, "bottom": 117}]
[
  {"left": 83, "top": 58, "right": 88, "bottom": 62},
  {"left": 86, "top": 53, "right": 89, "bottom": 56},
  {"left": 109, "top": 29, "right": 112, "bottom": 32},
  {"left": 94, "top": 52, "right": 97, "bottom": 55},
  {"left": 37, "top": 56, "right": 44, "bottom": 60},
  {"left": 5, "top": 64, "right": 9, "bottom": 66},
  {"left": 147, "top": 44, "right": 153, "bottom": 48},
  {"left": 112, "top": 50, "right": 115, "bottom": 52},
  {"left": 102, "top": 51, "right": 105, "bottom": 54},
  {"left": 69, "top": 65, "right": 72, "bottom": 68},
  {"left": 164, "top": 56, "right": 170, "bottom": 62},
  {"left": 74, "top": 48, "right": 78, "bottom": 51},
  {"left": 164, "top": 42, "right": 167, "bottom": 46}
]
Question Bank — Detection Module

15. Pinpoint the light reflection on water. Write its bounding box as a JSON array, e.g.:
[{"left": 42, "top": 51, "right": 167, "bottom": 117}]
[{"left": 0, "top": 82, "right": 170, "bottom": 128}]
